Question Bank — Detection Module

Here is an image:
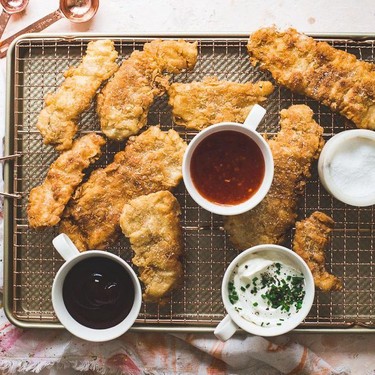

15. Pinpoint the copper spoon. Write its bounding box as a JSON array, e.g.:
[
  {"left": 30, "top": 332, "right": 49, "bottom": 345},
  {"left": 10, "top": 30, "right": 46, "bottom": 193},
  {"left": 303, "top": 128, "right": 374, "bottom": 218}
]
[
  {"left": 0, "top": 0, "right": 99, "bottom": 58},
  {"left": 0, "top": 0, "right": 29, "bottom": 39}
]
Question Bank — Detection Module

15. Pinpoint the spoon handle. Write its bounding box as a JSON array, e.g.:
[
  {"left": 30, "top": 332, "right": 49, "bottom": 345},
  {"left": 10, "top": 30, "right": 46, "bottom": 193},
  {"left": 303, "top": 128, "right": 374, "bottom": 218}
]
[
  {"left": 0, "top": 9, "right": 62, "bottom": 58},
  {"left": 0, "top": 10, "right": 11, "bottom": 40}
]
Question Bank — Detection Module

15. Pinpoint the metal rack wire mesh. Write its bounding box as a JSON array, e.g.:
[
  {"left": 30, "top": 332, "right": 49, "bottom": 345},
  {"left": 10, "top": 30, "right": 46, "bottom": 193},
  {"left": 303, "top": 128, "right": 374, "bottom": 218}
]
[{"left": 4, "top": 35, "right": 375, "bottom": 330}]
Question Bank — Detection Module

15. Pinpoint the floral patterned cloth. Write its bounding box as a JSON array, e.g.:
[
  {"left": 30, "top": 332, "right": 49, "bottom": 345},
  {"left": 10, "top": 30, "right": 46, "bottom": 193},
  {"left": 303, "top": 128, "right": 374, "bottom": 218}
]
[{"left": 0, "top": 305, "right": 350, "bottom": 374}]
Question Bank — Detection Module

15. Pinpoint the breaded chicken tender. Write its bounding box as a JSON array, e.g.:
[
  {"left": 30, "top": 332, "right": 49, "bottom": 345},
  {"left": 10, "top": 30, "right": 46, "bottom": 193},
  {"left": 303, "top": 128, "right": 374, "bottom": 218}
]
[
  {"left": 224, "top": 105, "right": 324, "bottom": 250},
  {"left": 60, "top": 126, "right": 187, "bottom": 251},
  {"left": 293, "top": 211, "right": 342, "bottom": 292},
  {"left": 120, "top": 191, "right": 183, "bottom": 303},
  {"left": 97, "top": 39, "right": 198, "bottom": 141},
  {"left": 28, "top": 133, "right": 106, "bottom": 228},
  {"left": 37, "top": 40, "right": 119, "bottom": 150},
  {"left": 248, "top": 27, "right": 375, "bottom": 129},
  {"left": 168, "top": 77, "right": 274, "bottom": 130}
]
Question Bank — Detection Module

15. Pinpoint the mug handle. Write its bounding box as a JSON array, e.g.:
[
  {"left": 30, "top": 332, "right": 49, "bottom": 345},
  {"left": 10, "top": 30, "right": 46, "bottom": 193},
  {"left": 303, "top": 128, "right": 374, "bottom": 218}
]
[
  {"left": 243, "top": 104, "right": 266, "bottom": 131},
  {"left": 52, "top": 233, "right": 80, "bottom": 261},
  {"left": 214, "top": 314, "right": 239, "bottom": 341}
]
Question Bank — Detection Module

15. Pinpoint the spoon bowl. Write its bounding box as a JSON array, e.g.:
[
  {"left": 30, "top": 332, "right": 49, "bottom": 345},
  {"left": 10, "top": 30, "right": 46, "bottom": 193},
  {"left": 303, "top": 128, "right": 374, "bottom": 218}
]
[
  {"left": 0, "top": 0, "right": 29, "bottom": 39},
  {"left": 1, "top": 0, "right": 28, "bottom": 13},
  {"left": 59, "top": 0, "right": 99, "bottom": 23}
]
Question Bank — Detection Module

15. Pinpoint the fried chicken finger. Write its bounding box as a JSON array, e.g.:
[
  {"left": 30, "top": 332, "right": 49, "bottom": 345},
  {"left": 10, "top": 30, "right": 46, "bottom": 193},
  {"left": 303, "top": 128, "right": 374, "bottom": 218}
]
[
  {"left": 293, "top": 211, "right": 342, "bottom": 292},
  {"left": 120, "top": 191, "right": 183, "bottom": 303},
  {"left": 97, "top": 39, "right": 198, "bottom": 141},
  {"left": 37, "top": 40, "right": 118, "bottom": 150},
  {"left": 28, "top": 133, "right": 106, "bottom": 228},
  {"left": 224, "top": 105, "right": 324, "bottom": 250},
  {"left": 60, "top": 126, "right": 187, "bottom": 251},
  {"left": 168, "top": 77, "right": 274, "bottom": 130},
  {"left": 248, "top": 27, "right": 375, "bottom": 129}
]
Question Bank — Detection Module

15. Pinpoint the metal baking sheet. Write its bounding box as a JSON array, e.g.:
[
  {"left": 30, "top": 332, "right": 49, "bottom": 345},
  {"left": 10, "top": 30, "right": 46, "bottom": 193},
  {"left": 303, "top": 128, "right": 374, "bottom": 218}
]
[{"left": 3, "top": 33, "right": 375, "bottom": 332}]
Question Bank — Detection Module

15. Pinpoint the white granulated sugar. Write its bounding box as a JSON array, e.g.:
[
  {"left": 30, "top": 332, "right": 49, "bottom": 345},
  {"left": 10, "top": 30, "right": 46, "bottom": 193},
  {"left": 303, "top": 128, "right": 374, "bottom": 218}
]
[{"left": 329, "top": 138, "right": 375, "bottom": 198}]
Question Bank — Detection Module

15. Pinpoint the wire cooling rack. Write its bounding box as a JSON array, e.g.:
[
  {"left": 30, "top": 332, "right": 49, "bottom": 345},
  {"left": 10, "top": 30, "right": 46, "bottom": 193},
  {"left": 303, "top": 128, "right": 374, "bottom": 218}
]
[{"left": 4, "top": 34, "right": 375, "bottom": 331}]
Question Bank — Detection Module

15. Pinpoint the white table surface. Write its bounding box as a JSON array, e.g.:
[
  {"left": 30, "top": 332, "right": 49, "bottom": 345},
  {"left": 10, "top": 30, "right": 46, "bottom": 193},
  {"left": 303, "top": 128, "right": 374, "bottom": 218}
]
[
  {"left": 2, "top": 1, "right": 375, "bottom": 374},
  {"left": 3, "top": 0, "right": 375, "bottom": 36}
]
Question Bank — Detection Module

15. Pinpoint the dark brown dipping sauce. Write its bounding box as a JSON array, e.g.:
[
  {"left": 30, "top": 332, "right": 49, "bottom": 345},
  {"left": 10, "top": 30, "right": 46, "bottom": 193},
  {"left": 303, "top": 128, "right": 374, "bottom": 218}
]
[
  {"left": 63, "top": 257, "right": 134, "bottom": 329},
  {"left": 190, "top": 130, "right": 265, "bottom": 205}
]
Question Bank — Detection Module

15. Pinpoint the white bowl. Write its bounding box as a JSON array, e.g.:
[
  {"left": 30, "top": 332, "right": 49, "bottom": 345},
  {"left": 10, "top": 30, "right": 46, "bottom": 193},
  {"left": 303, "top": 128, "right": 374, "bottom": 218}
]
[
  {"left": 214, "top": 245, "right": 315, "bottom": 340},
  {"left": 318, "top": 129, "right": 375, "bottom": 207},
  {"left": 182, "top": 105, "right": 274, "bottom": 216},
  {"left": 52, "top": 234, "right": 142, "bottom": 342},
  {"left": 183, "top": 122, "right": 274, "bottom": 216}
]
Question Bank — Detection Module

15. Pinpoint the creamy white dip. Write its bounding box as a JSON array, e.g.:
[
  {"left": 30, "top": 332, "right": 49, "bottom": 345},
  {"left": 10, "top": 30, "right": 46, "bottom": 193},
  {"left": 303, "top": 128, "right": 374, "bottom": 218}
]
[{"left": 228, "top": 253, "right": 306, "bottom": 328}]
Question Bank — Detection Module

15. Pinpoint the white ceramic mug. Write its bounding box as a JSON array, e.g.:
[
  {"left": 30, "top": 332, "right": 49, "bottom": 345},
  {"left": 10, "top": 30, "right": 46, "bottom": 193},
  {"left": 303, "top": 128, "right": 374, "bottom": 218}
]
[
  {"left": 52, "top": 233, "right": 142, "bottom": 342},
  {"left": 214, "top": 244, "right": 315, "bottom": 341},
  {"left": 182, "top": 104, "right": 274, "bottom": 216}
]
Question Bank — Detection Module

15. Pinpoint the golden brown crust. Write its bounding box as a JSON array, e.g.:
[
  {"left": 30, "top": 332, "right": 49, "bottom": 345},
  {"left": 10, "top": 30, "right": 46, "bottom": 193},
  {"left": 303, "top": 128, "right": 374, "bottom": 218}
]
[
  {"left": 60, "top": 126, "right": 187, "bottom": 251},
  {"left": 97, "top": 40, "right": 198, "bottom": 141},
  {"left": 224, "top": 104, "right": 324, "bottom": 250},
  {"left": 27, "top": 133, "right": 106, "bottom": 228},
  {"left": 36, "top": 40, "right": 119, "bottom": 150},
  {"left": 120, "top": 191, "right": 183, "bottom": 303},
  {"left": 167, "top": 77, "right": 274, "bottom": 130},
  {"left": 248, "top": 27, "right": 375, "bottom": 129},
  {"left": 293, "top": 211, "right": 342, "bottom": 292}
]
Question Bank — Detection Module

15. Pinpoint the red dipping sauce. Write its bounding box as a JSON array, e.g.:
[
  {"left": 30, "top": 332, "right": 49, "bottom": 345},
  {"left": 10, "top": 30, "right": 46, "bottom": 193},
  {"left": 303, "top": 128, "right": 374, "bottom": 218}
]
[{"left": 190, "top": 130, "right": 265, "bottom": 205}]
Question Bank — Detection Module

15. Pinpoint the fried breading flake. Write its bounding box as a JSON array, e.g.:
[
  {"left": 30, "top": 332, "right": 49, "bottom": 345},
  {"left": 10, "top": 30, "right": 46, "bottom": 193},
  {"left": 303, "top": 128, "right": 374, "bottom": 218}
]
[
  {"left": 247, "top": 27, "right": 375, "bottom": 129},
  {"left": 28, "top": 133, "right": 106, "bottom": 228},
  {"left": 168, "top": 77, "right": 274, "bottom": 130},
  {"left": 36, "top": 40, "right": 119, "bottom": 150},
  {"left": 97, "top": 39, "right": 198, "bottom": 141},
  {"left": 293, "top": 211, "right": 342, "bottom": 292},
  {"left": 60, "top": 126, "right": 187, "bottom": 251},
  {"left": 120, "top": 191, "right": 183, "bottom": 303},
  {"left": 224, "top": 105, "right": 324, "bottom": 250}
]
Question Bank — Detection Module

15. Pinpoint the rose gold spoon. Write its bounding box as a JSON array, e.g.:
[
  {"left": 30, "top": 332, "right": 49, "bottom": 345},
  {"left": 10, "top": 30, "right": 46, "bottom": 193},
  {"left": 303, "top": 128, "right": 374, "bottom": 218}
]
[
  {"left": 0, "top": 0, "right": 99, "bottom": 58},
  {"left": 0, "top": 0, "right": 29, "bottom": 39}
]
